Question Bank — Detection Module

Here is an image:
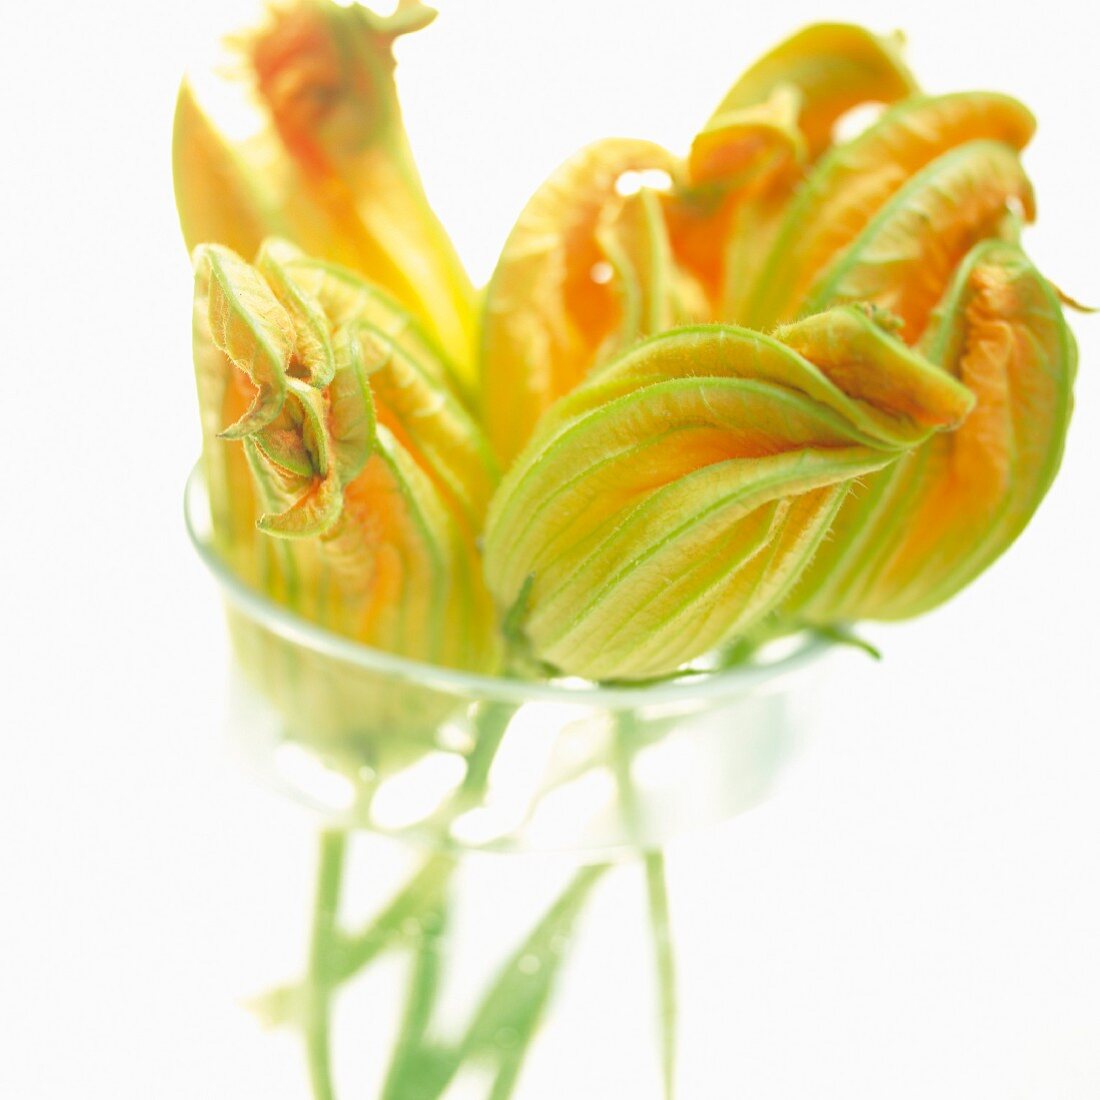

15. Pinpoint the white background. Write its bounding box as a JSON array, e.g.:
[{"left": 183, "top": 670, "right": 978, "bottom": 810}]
[{"left": 2, "top": 0, "right": 1098, "bottom": 1096}]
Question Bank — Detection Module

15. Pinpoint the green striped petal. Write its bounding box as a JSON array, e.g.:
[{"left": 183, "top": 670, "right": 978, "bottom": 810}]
[
  {"left": 190, "top": 241, "right": 498, "bottom": 671},
  {"left": 786, "top": 240, "right": 1075, "bottom": 622},
  {"left": 744, "top": 91, "right": 1035, "bottom": 329},
  {"left": 484, "top": 315, "right": 970, "bottom": 680},
  {"left": 802, "top": 139, "right": 1035, "bottom": 339}
]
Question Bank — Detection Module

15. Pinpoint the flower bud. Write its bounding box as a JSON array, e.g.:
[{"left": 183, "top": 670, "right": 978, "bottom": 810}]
[
  {"left": 192, "top": 240, "right": 498, "bottom": 671},
  {"left": 679, "top": 22, "right": 918, "bottom": 321},
  {"left": 785, "top": 240, "right": 1076, "bottom": 622},
  {"left": 481, "top": 23, "right": 924, "bottom": 462},
  {"left": 705, "top": 23, "right": 917, "bottom": 163},
  {"left": 484, "top": 308, "right": 972, "bottom": 680}
]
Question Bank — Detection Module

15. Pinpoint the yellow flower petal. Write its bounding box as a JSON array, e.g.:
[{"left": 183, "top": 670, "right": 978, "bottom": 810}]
[
  {"left": 746, "top": 92, "right": 1035, "bottom": 329},
  {"left": 706, "top": 22, "right": 918, "bottom": 162},
  {"left": 673, "top": 23, "right": 918, "bottom": 323},
  {"left": 174, "top": 0, "right": 477, "bottom": 379},
  {"left": 788, "top": 240, "right": 1075, "bottom": 622},
  {"left": 803, "top": 139, "right": 1034, "bottom": 340},
  {"left": 669, "top": 86, "right": 804, "bottom": 318},
  {"left": 480, "top": 138, "right": 678, "bottom": 464}
]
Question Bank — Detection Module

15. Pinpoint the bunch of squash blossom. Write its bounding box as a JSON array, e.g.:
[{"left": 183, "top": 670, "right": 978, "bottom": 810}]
[
  {"left": 175, "top": 7, "right": 1083, "bottom": 1099},
  {"left": 177, "top": 1, "right": 1078, "bottom": 685}
]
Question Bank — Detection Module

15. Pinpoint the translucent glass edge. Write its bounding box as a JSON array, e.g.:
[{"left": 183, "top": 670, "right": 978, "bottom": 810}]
[{"left": 183, "top": 463, "right": 829, "bottom": 705}]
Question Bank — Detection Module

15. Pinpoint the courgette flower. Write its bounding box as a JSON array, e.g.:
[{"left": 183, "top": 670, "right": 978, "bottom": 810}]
[
  {"left": 481, "top": 23, "right": 920, "bottom": 464},
  {"left": 192, "top": 239, "right": 498, "bottom": 671},
  {"left": 478, "top": 25, "right": 1076, "bottom": 678},
  {"left": 483, "top": 307, "right": 973, "bottom": 680},
  {"left": 784, "top": 240, "right": 1075, "bottom": 622},
  {"left": 174, "top": 0, "right": 478, "bottom": 382},
  {"left": 178, "top": 12, "right": 1082, "bottom": 685}
]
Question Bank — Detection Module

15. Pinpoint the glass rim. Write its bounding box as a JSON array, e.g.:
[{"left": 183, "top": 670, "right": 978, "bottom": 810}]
[{"left": 184, "top": 463, "right": 830, "bottom": 705}]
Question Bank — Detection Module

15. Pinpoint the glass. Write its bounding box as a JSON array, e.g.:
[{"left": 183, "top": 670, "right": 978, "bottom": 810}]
[{"left": 185, "top": 466, "right": 830, "bottom": 1098}]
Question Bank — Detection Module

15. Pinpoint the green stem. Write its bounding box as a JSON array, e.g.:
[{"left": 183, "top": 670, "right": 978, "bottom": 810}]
[
  {"left": 645, "top": 851, "right": 677, "bottom": 1100},
  {"left": 613, "top": 714, "right": 679, "bottom": 1100},
  {"left": 384, "top": 862, "right": 610, "bottom": 1100},
  {"left": 331, "top": 853, "right": 453, "bottom": 985},
  {"left": 454, "top": 863, "right": 609, "bottom": 1099},
  {"left": 372, "top": 700, "right": 516, "bottom": 1100},
  {"left": 380, "top": 908, "right": 449, "bottom": 1100},
  {"left": 268, "top": 702, "right": 614, "bottom": 1100},
  {"left": 257, "top": 701, "right": 514, "bottom": 1027},
  {"left": 456, "top": 701, "right": 513, "bottom": 807},
  {"left": 488, "top": 1053, "right": 527, "bottom": 1100},
  {"left": 305, "top": 829, "right": 347, "bottom": 1100}
]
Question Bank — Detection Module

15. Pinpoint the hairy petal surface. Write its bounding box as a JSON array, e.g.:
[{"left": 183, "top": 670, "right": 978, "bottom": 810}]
[{"left": 484, "top": 315, "right": 971, "bottom": 680}]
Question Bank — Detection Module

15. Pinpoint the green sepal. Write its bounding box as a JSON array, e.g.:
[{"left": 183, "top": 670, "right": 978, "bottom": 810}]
[
  {"left": 193, "top": 244, "right": 293, "bottom": 439},
  {"left": 252, "top": 379, "right": 344, "bottom": 538},
  {"left": 328, "top": 325, "right": 377, "bottom": 483},
  {"left": 257, "top": 240, "right": 338, "bottom": 389}
]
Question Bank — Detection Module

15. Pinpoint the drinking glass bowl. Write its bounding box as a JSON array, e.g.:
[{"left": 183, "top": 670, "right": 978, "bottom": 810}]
[
  {"left": 185, "top": 465, "right": 828, "bottom": 855},
  {"left": 185, "top": 465, "right": 831, "bottom": 1099}
]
